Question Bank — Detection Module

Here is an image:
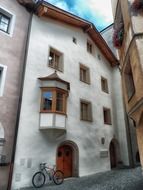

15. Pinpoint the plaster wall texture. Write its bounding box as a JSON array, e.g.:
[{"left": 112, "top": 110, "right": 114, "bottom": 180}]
[
  {"left": 0, "top": 0, "right": 30, "bottom": 189},
  {"left": 12, "top": 15, "right": 129, "bottom": 189},
  {"left": 111, "top": 67, "right": 129, "bottom": 165}
]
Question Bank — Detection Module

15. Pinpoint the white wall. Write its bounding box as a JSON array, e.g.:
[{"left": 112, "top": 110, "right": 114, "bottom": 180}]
[
  {"left": 12, "top": 15, "right": 129, "bottom": 189},
  {"left": 112, "top": 67, "right": 129, "bottom": 165}
]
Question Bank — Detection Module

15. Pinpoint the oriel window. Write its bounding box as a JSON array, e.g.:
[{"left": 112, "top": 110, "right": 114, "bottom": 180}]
[{"left": 41, "top": 88, "right": 67, "bottom": 114}]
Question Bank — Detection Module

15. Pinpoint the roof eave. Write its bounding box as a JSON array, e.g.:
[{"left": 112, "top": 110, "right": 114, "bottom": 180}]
[{"left": 36, "top": 1, "right": 118, "bottom": 66}]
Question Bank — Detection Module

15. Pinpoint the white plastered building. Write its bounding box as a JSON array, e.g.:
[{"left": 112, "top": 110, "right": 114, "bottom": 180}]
[{"left": 12, "top": 1, "right": 130, "bottom": 189}]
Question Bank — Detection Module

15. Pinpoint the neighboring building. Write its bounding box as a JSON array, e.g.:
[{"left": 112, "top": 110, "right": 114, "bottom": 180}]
[
  {"left": 111, "top": 0, "right": 143, "bottom": 171},
  {"left": 100, "top": 24, "right": 117, "bottom": 56},
  {"left": 101, "top": 23, "right": 139, "bottom": 167},
  {"left": 11, "top": 1, "right": 131, "bottom": 189},
  {"left": 0, "top": 0, "right": 32, "bottom": 189}
]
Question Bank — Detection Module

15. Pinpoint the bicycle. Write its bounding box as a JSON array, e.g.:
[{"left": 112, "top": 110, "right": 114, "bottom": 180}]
[{"left": 32, "top": 163, "right": 64, "bottom": 188}]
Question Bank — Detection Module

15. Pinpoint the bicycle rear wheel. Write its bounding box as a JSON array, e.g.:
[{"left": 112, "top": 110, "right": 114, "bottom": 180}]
[
  {"left": 53, "top": 170, "right": 64, "bottom": 185},
  {"left": 32, "top": 171, "right": 45, "bottom": 188}
]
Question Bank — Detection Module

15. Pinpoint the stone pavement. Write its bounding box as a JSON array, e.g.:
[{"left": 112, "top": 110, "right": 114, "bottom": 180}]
[{"left": 21, "top": 167, "right": 143, "bottom": 190}]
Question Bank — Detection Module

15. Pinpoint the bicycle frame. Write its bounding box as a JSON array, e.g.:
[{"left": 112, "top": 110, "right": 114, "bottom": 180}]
[
  {"left": 32, "top": 163, "right": 64, "bottom": 188},
  {"left": 40, "top": 164, "right": 55, "bottom": 181}
]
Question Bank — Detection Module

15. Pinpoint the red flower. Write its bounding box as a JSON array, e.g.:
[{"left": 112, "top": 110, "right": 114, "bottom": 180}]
[{"left": 113, "top": 25, "right": 124, "bottom": 49}]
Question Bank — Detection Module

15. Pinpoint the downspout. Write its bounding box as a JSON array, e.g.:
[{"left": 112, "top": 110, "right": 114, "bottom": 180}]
[{"left": 7, "top": 7, "right": 34, "bottom": 190}]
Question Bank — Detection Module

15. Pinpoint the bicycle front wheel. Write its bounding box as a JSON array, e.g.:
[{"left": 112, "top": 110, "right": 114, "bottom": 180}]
[
  {"left": 53, "top": 170, "right": 64, "bottom": 185},
  {"left": 32, "top": 171, "right": 45, "bottom": 188}
]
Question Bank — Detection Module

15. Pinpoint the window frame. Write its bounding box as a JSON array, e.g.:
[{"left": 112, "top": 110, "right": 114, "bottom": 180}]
[
  {"left": 101, "top": 76, "right": 109, "bottom": 93},
  {"left": 40, "top": 87, "right": 67, "bottom": 115},
  {"left": 80, "top": 99, "right": 92, "bottom": 122},
  {"left": 48, "top": 47, "right": 63, "bottom": 72},
  {"left": 0, "top": 6, "right": 15, "bottom": 36},
  {"left": 79, "top": 64, "right": 90, "bottom": 84},
  {"left": 103, "top": 107, "right": 112, "bottom": 125},
  {"left": 0, "top": 13, "right": 10, "bottom": 33}
]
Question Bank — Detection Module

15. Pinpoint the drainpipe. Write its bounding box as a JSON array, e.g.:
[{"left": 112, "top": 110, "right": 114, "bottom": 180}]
[{"left": 7, "top": 6, "right": 34, "bottom": 190}]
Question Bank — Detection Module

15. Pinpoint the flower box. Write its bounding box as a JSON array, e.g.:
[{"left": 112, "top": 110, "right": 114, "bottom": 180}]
[
  {"left": 113, "top": 23, "right": 124, "bottom": 49},
  {"left": 131, "top": 0, "right": 143, "bottom": 12}
]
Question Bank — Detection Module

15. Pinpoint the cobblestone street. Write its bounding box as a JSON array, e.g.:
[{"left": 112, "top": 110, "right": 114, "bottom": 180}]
[{"left": 21, "top": 167, "right": 143, "bottom": 190}]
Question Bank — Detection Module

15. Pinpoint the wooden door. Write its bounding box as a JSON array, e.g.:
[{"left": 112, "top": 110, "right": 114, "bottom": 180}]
[
  {"left": 109, "top": 141, "right": 116, "bottom": 168},
  {"left": 57, "top": 145, "right": 72, "bottom": 178}
]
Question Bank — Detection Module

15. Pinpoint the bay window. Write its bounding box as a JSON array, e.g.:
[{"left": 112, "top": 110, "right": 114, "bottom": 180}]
[{"left": 41, "top": 88, "right": 67, "bottom": 114}]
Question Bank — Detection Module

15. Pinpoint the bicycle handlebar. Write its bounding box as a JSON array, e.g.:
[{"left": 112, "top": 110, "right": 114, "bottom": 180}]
[{"left": 40, "top": 163, "right": 56, "bottom": 170}]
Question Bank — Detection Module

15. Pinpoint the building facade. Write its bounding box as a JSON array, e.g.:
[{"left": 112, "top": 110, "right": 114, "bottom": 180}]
[
  {"left": 100, "top": 24, "right": 117, "bottom": 56},
  {"left": 111, "top": 0, "right": 143, "bottom": 170},
  {"left": 11, "top": 2, "right": 131, "bottom": 189},
  {"left": 101, "top": 23, "right": 139, "bottom": 167},
  {"left": 0, "top": 0, "right": 32, "bottom": 189}
]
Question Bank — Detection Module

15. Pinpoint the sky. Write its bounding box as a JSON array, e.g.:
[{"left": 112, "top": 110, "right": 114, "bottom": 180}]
[{"left": 45, "top": 0, "right": 113, "bottom": 31}]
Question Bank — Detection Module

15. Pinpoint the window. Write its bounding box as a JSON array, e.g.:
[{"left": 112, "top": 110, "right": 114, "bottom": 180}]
[
  {"left": 103, "top": 107, "right": 111, "bottom": 125},
  {"left": 73, "top": 37, "right": 77, "bottom": 44},
  {"left": 98, "top": 54, "right": 101, "bottom": 60},
  {"left": 87, "top": 41, "right": 92, "bottom": 54},
  {"left": 48, "top": 48, "right": 63, "bottom": 72},
  {"left": 0, "top": 13, "right": 10, "bottom": 33},
  {"left": 124, "top": 60, "right": 135, "bottom": 100},
  {"left": 0, "top": 7, "right": 15, "bottom": 36},
  {"left": 80, "top": 64, "right": 90, "bottom": 84},
  {"left": 101, "top": 77, "right": 109, "bottom": 93},
  {"left": 80, "top": 100, "right": 92, "bottom": 121},
  {"left": 41, "top": 88, "right": 67, "bottom": 114}
]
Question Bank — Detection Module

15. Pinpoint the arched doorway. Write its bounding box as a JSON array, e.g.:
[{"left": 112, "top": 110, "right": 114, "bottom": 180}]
[
  {"left": 56, "top": 141, "right": 79, "bottom": 178},
  {"left": 109, "top": 141, "right": 117, "bottom": 168},
  {"left": 109, "top": 139, "right": 120, "bottom": 169}
]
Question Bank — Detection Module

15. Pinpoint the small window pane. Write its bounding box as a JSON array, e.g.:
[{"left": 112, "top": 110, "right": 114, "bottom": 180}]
[
  {"left": 48, "top": 48, "right": 63, "bottom": 72},
  {"left": 0, "top": 14, "right": 10, "bottom": 33},
  {"left": 55, "top": 54, "right": 60, "bottom": 69},
  {"left": 81, "top": 103, "right": 88, "bottom": 120},
  {"left": 49, "top": 52, "right": 54, "bottom": 66},
  {"left": 80, "top": 68, "right": 86, "bottom": 82},
  {"left": 0, "top": 22, "right": 8, "bottom": 32},
  {"left": 87, "top": 42, "right": 92, "bottom": 53},
  {"left": 103, "top": 108, "right": 111, "bottom": 125},
  {"left": 80, "top": 64, "right": 90, "bottom": 84},
  {"left": 56, "top": 92, "right": 63, "bottom": 112},
  {"left": 42, "top": 91, "right": 53, "bottom": 111},
  {"left": 1, "top": 17, "right": 9, "bottom": 24},
  {"left": 101, "top": 77, "right": 108, "bottom": 93},
  {"left": 81, "top": 101, "right": 92, "bottom": 121}
]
